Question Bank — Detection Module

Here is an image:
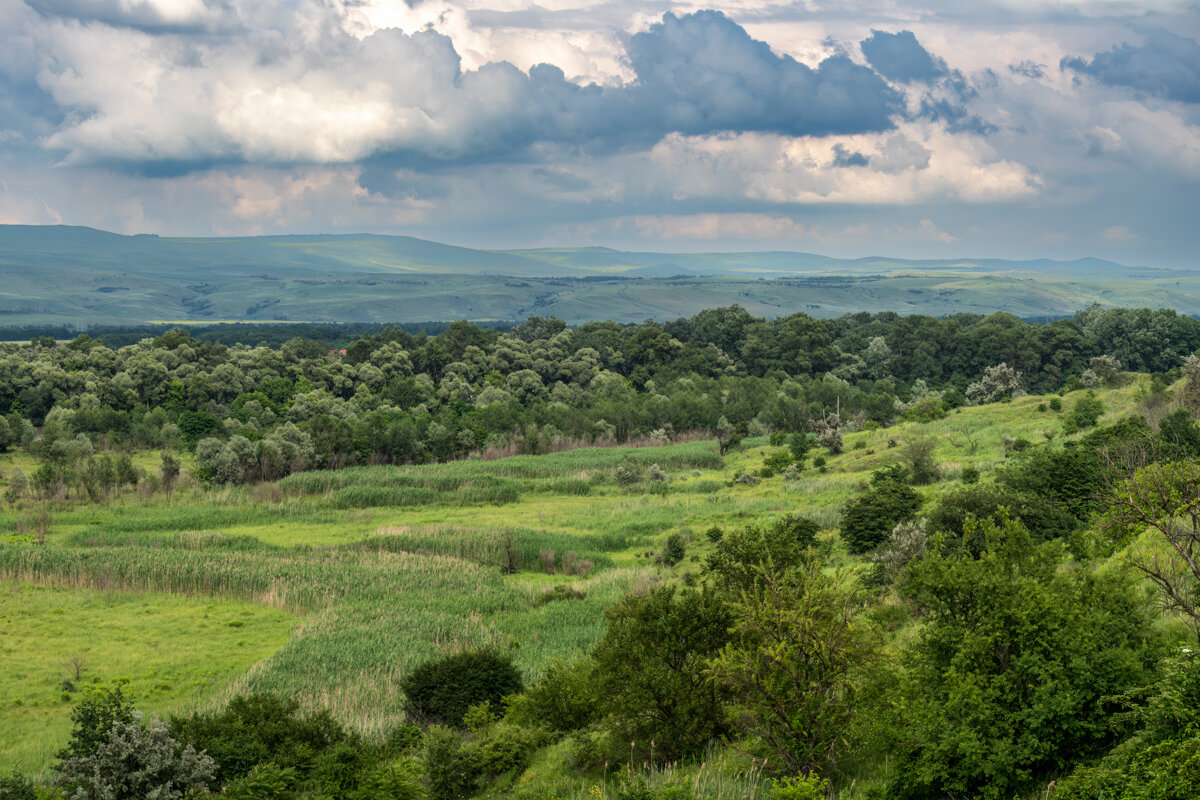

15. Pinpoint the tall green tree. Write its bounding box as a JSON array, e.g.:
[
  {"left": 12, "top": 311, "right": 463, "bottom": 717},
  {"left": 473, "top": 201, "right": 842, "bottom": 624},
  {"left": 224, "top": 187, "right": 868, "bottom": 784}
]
[
  {"left": 707, "top": 560, "right": 878, "bottom": 775},
  {"left": 891, "top": 516, "right": 1162, "bottom": 800}
]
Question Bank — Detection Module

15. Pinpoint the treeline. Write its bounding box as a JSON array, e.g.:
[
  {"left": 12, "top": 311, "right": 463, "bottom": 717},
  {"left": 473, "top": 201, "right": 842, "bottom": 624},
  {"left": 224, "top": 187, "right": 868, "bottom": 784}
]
[
  {"left": 0, "top": 304, "right": 1196, "bottom": 491},
  {"left": 0, "top": 320, "right": 515, "bottom": 350}
]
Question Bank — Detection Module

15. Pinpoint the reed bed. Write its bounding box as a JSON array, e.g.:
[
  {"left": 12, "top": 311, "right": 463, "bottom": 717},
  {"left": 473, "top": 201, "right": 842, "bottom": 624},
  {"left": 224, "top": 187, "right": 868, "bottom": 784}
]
[{"left": 0, "top": 538, "right": 640, "bottom": 737}]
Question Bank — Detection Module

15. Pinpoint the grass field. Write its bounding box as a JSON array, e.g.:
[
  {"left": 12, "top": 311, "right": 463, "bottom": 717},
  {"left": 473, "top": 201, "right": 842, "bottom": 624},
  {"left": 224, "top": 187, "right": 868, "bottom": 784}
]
[
  {"left": 0, "top": 583, "right": 295, "bottom": 772},
  {"left": 0, "top": 381, "right": 1146, "bottom": 774}
]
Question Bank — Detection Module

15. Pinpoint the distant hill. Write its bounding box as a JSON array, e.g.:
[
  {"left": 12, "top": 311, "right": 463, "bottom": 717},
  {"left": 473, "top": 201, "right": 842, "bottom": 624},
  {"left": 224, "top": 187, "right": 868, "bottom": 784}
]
[{"left": 1, "top": 224, "right": 1195, "bottom": 326}]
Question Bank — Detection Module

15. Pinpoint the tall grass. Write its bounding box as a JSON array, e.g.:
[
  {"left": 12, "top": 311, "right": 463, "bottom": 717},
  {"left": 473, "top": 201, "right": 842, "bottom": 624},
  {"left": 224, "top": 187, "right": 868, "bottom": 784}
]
[{"left": 0, "top": 539, "right": 633, "bottom": 740}]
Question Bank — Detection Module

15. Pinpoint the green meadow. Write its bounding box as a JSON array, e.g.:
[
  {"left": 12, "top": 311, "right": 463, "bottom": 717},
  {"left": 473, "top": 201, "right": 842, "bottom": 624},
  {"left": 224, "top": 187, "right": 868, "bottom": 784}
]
[{"left": 0, "top": 381, "right": 1145, "bottom": 774}]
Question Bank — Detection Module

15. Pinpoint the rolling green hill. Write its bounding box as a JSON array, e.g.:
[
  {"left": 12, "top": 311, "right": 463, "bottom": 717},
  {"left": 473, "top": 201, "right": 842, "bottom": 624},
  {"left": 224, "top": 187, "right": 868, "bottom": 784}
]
[{"left": 2, "top": 224, "right": 1197, "bottom": 325}]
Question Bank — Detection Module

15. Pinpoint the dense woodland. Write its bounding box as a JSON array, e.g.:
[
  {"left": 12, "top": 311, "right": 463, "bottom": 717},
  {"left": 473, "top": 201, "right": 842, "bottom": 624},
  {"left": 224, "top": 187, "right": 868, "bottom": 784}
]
[
  {"left": 2, "top": 304, "right": 1200, "bottom": 800},
  {"left": 2, "top": 304, "right": 1198, "bottom": 486}
]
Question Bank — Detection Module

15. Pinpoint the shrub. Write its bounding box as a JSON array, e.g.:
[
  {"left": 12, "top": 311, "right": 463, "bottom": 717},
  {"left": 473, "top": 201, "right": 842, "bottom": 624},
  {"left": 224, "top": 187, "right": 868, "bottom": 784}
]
[
  {"left": 515, "top": 657, "right": 598, "bottom": 732},
  {"left": 890, "top": 517, "right": 1161, "bottom": 800},
  {"left": 0, "top": 772, "right": 35, "bottom": 800},
  {"left": 171, "top": 692, "right": 348, "bottom": 783},
  {"left": 704, "top": 515, "right": 820, "bottom": 595},
  {"left": 839, "top": 478, "right": 922, "bottom": 555},
  {"left": 592, "top": 585, "right": 731, "bottom": 761},
  {"left": 56, "top": 712, "right": 215, "bottom": 800},
  {"left": 768, "top": 773, "right": 831, "bottom": 800},
  {"left": 220, "top": 762, "right": 298, "bottom": 800},
  {"left": 661, "top": 533, "right": 687, "bottom": 565},
  {"left": 1062, "top": 391, "right": 1105, "bottom": 434},
  {"left": 960, "top": 466, "right": 980, "bottom": 485},
  {"left": 58, "top": 685, "right": 135, "bottom": 760},
  {"left": 402, "top": 649, "right": 523, "bottom": 727},
  {"left": 423, "top": 726, "right": 479, "bottom": 800},
  {"left": 927, "top": 483, "right": 1079, "bottom": 551},
  {"left": 966, "top": 363, "right": 1024, "bottom": 404},
  {"left": 901, "top": 436, "right": 940, "bottom": 485}
]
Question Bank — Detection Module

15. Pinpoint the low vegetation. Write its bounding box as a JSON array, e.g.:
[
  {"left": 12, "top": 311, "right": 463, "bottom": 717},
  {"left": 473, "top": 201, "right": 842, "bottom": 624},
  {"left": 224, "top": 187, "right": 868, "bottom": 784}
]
[{"left": 2, "top": 306, "right": 1199, "bottom": 799}]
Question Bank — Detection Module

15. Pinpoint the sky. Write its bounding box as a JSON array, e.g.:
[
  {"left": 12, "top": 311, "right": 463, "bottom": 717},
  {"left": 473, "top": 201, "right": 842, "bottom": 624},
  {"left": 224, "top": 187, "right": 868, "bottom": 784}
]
[{"left": 0, "top": 0, "right": 1198, "bottom": 266}]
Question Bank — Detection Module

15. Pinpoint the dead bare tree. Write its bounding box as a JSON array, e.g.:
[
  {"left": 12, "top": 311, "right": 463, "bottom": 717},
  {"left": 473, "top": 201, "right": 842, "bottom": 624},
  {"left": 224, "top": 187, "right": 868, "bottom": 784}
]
[
  {"left": 946, "top": 426, "right": 979, "bottom": 456},
  {"left": 1101, "top": 451, "right": 1200, "bottom": 644}
]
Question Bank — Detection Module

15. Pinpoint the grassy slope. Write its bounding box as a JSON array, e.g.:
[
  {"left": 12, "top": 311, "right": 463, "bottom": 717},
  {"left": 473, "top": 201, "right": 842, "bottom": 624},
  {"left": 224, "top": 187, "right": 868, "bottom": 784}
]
[
  {"left": 0, "top": 584, "right": 294, "bottom": 773},
  {"left": 0, "top": 382, "right": 1146, "bottom": 775}
]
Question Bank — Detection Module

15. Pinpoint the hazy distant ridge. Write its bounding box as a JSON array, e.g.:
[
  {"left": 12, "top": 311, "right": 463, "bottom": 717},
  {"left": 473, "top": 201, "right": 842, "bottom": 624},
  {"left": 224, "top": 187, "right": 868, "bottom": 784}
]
[{"left": 0, "top": 224, "right": 1192, "bottom": 327}]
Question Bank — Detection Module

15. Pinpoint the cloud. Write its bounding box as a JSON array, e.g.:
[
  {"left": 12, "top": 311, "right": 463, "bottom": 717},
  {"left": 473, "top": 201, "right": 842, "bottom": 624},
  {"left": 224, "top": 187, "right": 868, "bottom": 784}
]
[
  {"left": 860, "top": 29, "right": 946, "bottom": 83},
  {"left": 832, "top": 144, "right": 869, "bottom": 166},
  {"left": 1062, "top": 29, "right": 1200, "bottom": 103},
  {"left": 32, "top": 9, "right": 904, "bottom": 170},
  {"left": 622, "top": 212, "right": 819, "bottom": 241},
  {"left": 1101, "top": 224, "right": 1138, "bottom": 242}
]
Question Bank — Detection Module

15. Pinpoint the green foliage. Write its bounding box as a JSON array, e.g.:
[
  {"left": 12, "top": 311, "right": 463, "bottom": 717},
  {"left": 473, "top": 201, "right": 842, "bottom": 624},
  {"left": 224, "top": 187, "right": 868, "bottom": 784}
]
[
  {"left": 422, "top": 726, "right": 478, "bottom": 800},
  {"left": 927, "top": 482, "right": 1080, "bottom": 551},
  {"left": 220, "top": 762, "right": 298, "bottom": 800},
  {"left": 55, "top": 712, "right": 215, "bottom": 800},
  {"left": 789, "top": 432, "right": 811, "bottom": 464},
  {"left": 760, "top": 448, "right": 794, "bottom": 477},
  {"left": 890, "top": 516, "right": 1162, "bottom": 800},
  {"left": 766, "top": 773, "right": 830, "bottom": 800},
  {"left": 171, "top": 692, "right": 348, "bottom": 784},
  {"left": 708, "top": 560, "right": 877, "bottom": 775},
  {"left": 513, "top": 657, "right": 598, "bottom": 732},
  {"left": 1054, "top": 735, "right": 1200, "bottom": 800},
  {"left": 997, "top": 443, "right": 1106, "bottom": 521},
  {"left": 58, "top": 685, "right": 135, "bottom": 761},
  {"left": 1063, "top": 390, "right": 1106, "bottom": 434},
  {"left": 901, "top": 435, "right": 940, "bottom": 485},
  {"left": 960, "top": 465, "right": 980, "bottom": 484},
  {"left": 901, "top": 396, "right": 947, "bottom": 423},
  {"left": 661, "top": 533, "right": 687, "bottom": 566},
  {"left": 839, "top": 479, "right": 922, "bottom": 555},
  {"left": 1158, "top": 408, "right": 1200, "bottom": 458},
  {"left": 0, "top": 772, "right": 36, "bottom": 800},
  {"left": 704, "top": 515, "right": 819, "bottom": 595},
  {"left": 591, "top": 585, "right": 731, "bottom": 761},
  {"left": 402, "top": 649, "right": 523, "bottom": 727}
]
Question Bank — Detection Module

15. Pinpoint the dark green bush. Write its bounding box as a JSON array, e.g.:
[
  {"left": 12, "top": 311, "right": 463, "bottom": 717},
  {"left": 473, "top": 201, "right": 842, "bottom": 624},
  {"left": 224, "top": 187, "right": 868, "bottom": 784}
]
[
  {"left": 890, "top": 517, "right": 1162, "bottom": 800},
  {"left": 839, "top": 479, "right": 922, "bottom": 555},
  {"left": 661, "top": 533, "right": 687, "bottom": 565},
  {"left": 0, "top": 772, "right": 35, "bottom": 800},
  {"left": 515, "top": 657, "right": 599, "bottom": 732},
  {"left": 171, "top": 692, "right": 348, "bottom": 784},
  {"left": 58, "top": 685, "right": 135, "bottom": 760},
  {"left": 1062, "top": 391, "right": 1105, "bottom": 434},
  {"left": 927, "top": 483, "right": 1079, "bottom": 551},
  {"left": 423, "top": 726, "right": 479, "bottom": 800},
  {"left": 402, "top": 649, "right": 523, "bottom": 727},
  {"left": 704, "top": 514, "right": 819, "bottom": 594}
]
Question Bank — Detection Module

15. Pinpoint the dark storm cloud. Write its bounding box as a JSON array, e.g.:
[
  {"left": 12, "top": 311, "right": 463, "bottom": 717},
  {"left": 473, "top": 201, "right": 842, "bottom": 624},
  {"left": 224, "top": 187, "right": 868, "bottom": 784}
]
[
  {"left": 623, "top": 12, "right": 903, "bottom": 137},
  {"left": 1062, "top": 29, "right": 1200, "bottom": 103},
  {"left": 860, "top": 29, "right": 946, "bottom": 83}
]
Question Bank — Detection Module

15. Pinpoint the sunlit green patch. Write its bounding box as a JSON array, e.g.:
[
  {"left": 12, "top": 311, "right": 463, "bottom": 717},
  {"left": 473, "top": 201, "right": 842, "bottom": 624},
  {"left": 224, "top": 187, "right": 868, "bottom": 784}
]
[{"left": 0, "top": 582, "right": 295, "bottom": 774}]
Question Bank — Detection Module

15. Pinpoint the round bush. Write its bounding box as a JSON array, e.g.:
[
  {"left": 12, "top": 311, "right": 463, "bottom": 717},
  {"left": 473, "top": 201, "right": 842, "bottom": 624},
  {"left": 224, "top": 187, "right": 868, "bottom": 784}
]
[{"left": 402, "top": 649, "right": 523, "bottom": 726}]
